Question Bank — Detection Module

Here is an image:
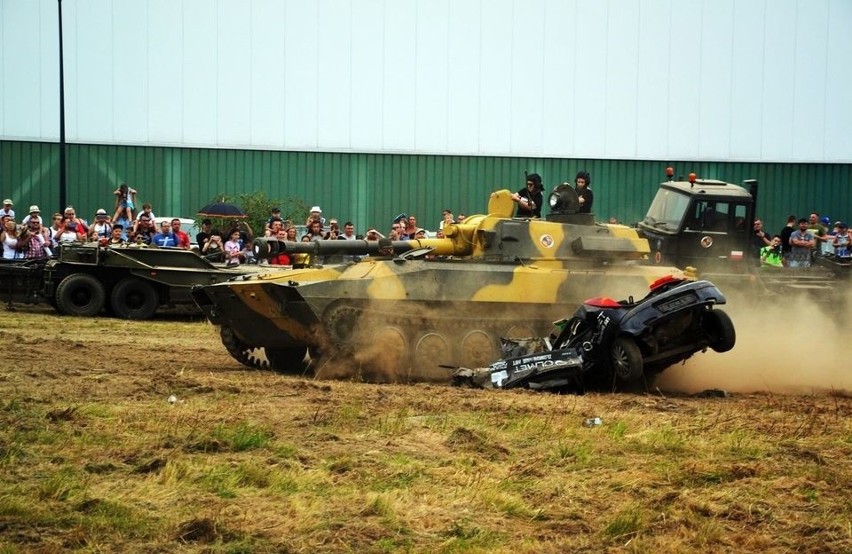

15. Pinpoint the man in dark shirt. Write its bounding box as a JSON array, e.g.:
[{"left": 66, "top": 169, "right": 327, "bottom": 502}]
[
  {"left": 779, "top": 214, "right": 796, "bottom": 260},
  {"left": 196, "top": 218, "right": 212, "bottom": 249},
  {"left": 575, "top": 171, "right": 594, "bottom": 214},
  {"left": 131, "top": 213, "right": 156, "bottom": 244},
  {"left": 511, "top": 173, "right": 543, "bottom": 218},
  {"left": 752, "top": 219, "right": 772, "bottom": 258}
]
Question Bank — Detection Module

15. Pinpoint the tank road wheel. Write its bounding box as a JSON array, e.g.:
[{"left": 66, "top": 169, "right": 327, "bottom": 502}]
[
  {"left": 458, "top": 329, "right": 500, "bottom": 370},
  {"left": 110, "top": 277, "right": 159, "bottom": 320},
  {"left": 411, "top": 332, "right": 453, "bottom": 382},
  {"left": 55, "top": 273, "right": 105, "bottom": 317},
  {"left": 266, "top": 347, "right": 312, "bottom": 376},
  {"left": 361, "top": 326, "right": 410, "bottom": 383},
  {"left": 219, "top": 326, "right": 269, "bottom": 370},
  {"left": 610, "top": 337, "right": 644, "bottom": 382}
]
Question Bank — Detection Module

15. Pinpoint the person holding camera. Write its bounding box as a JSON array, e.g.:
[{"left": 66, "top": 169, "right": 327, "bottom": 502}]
[
  {"left": 89, "top": 209, "right": 113, "bottom": 241},
  {"left": 323, "top": 219, "right": 341, "bottom": 240},
  {"left": 17, "top": 219, "right": 53, "bottom": 259},
  {"left": 201, "top": 230, "right": 225, "bottom": 262},
  {"left": 55, "top": 207, "right": 88, "bottom": 243},
  {"left": 759, "top": 235, "right": 784, "bottom": 268},
  {"left": 1, "top": 219, "right": 22, "bottom": 259}
]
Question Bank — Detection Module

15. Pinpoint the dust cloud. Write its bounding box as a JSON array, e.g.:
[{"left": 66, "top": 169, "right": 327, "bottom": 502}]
[{"left": 657, "top": 288, "right": 852, "bottom": 395}]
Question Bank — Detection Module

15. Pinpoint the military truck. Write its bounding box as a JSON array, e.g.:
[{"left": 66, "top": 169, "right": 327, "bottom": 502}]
[
  {"left": 0, "top": 243, "right": 269, "bottom": 319},
  {"left": 637, "top": 171, "right": 850, "bottom": 302}
]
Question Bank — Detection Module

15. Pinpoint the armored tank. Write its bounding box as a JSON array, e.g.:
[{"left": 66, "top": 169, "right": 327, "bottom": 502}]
[{"left": 191, "top": 187, "right": 689, "bottom": 382}]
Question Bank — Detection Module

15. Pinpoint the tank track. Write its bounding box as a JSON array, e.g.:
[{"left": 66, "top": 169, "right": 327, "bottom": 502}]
[
  {"left": 314, "top": 301, "right": 557, "bottom": 383},
  {"left": 219, "top": 325, "right": 270, "bottom": 370}
]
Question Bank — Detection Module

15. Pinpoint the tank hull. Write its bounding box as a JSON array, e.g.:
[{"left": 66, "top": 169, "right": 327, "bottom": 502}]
[{"left": 192, "top": 257, "right": 681, "bottom": 382}]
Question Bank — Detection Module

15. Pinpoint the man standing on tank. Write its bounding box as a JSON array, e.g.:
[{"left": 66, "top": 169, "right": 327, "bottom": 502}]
[
  {"left": 511, "top": 173, "right": 543, "bottom": 218},
  {"left": 575, "top": 171, "right": 593, "bottom": 214}
]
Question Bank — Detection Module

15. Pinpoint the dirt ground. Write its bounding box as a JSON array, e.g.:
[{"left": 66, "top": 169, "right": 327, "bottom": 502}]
[{"left": 1, "top": 304, "right": 850, "bottom": 553}]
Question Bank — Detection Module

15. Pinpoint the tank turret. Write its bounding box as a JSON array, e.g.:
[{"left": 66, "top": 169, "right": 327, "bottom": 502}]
[
  {"left": 252, "top": 189, "right": 649, "bottom": 264},
  {"left": 192, "top": 188, "right": 685, "bottom": 383}
]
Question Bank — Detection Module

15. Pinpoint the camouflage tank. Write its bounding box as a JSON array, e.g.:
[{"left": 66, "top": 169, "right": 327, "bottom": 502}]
[{"left": 191, "top": 187, "right": 690, "bottom": 382}]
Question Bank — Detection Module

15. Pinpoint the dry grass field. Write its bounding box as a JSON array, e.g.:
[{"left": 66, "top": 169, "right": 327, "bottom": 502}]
[{"left": 0, "top": 305, "right": 850, "bottom": 553}]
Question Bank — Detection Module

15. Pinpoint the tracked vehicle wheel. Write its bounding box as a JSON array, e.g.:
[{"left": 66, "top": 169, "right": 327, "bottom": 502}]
[
  {"left": 56, "top": 273, "right": 105, "bottom": 317},
  {"left": 266, "top": 347, "right": 311, "bottom": 375},
  {"left": 611, "top": 337, "right": 644, "bottom": 382},
  {"left": 219, "top": 326, "right": 269, "bottom": 370},
  {"left": 366, "top": 326, "right": 410, "bottom": 382},
  {"left": 704, "top": 309, "right": 736, "bottom": 353},
  {"left": 458, "top": 329, "right": 499, "bottom": 369},
  {"left": 411, "top": 331, "right": 453, "bottom": 382}
]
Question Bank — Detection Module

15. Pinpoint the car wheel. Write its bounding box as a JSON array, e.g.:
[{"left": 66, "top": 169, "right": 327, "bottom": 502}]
[
  {"left": 55, "top": 273, "right": 105, "bottom": 317},
  {"left": 110, "top": 277, "right": 159, "bottom": 320},
  {"left": 610, "top": 337, "right": 644, "bottom": 382},
  {"left": 704, "top": 309, "right": 736, "bottom": 353}
]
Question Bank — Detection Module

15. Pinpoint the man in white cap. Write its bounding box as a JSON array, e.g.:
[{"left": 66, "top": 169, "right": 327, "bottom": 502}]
[
  {"left": 305, "top": 206, "right": 326, "bottom": 229},
  {"left": 22, "top": 205, "right": 42, "bottom": 225},
  {"left": 88, "top": 209, "right": 112, "bottom": 240},
  {"left": 1, "top": 199, "right": 14, "bottom": 220}
]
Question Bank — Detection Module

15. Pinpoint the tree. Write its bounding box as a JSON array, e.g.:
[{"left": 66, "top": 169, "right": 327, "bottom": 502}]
[{"left": 205, "top": 191, "right": 310, "bottom": 237}]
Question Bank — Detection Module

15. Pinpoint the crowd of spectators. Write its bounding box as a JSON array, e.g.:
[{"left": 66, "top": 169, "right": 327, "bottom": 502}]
[
  {"left": 5, "top": 181, "right": 848, "bottom": 273},
  {"left": 756, "top": 212, "right": 850, "bottom": 268},
  {"left": 0, "top": 186, "right": 200, "bottom": 261}
]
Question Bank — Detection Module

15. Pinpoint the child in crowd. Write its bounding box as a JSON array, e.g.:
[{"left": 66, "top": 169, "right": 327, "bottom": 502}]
[
  {"left": 224, "top": 229, "right": 244, "bottom": 266},
  {"left": 113, "top": 183, "right": 138, "bottom": 222}
]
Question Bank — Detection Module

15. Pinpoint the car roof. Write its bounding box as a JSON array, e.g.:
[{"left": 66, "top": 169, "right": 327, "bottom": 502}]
[
  {"left": 153, "top": 217, "right": 200, "bottom": 245},
  {"left": 154, "top": 216, "right": 196, "bottom": 225}
]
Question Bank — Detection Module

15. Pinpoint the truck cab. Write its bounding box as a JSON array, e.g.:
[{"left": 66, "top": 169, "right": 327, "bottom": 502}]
[{"left": 637, "top": 175, "right": 757, "bottom": 274}]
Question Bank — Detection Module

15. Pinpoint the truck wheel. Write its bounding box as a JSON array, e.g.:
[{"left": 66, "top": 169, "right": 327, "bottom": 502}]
[
  {"left": 610, "top": 337, "right": 644, "bottom": 382},
  {"left": 266, "top": 347, "right": 311, "bottom": 375},
  {"left": 704, "top": 309, "right": 736, "bottom": 353},
  {"left": 55, "top": 273, "right": 105, "bottom": 317},
  {"left": 110, "top": 278, "right": 159, "bottom": 320}
]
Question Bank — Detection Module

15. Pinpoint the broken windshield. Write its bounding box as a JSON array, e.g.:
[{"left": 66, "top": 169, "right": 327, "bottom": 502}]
[{"left": 642, "top": 189, "right": 690, "bottom": 231}]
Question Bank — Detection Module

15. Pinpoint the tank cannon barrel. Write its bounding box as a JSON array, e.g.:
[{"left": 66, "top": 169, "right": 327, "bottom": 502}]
[{"left": 252, "top": 237, "right": 469, "bottom": 259}]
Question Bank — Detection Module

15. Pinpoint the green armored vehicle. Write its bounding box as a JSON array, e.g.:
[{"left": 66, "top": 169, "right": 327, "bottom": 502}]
[
  {"left": 192, "top": 187, "right": 691, "bottom": 382},
  {"left": 3, "top": 243, "right": 266, "bottom": 319}
]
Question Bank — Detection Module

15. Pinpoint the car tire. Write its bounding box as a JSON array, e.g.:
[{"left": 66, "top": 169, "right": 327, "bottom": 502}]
[
  {"left": 110, "top": 277, "right": 159, "bottom": 320},
  {"left": 610, "top": 337, "right": 644, "bottom": 382},
  {"left": 704, "top": 309, "right": 736, "bottom": 353},
  {"left": 55, "top": 273, "right": 106, "bottom": 317}
]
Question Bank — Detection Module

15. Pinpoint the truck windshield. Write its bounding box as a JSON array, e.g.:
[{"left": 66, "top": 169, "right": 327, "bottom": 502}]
[{"left": 642, "top": 189, "right": 690, "bottom": 231}]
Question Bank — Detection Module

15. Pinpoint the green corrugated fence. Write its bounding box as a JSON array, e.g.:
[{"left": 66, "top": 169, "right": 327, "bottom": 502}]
[{"left": 1, "top": 140, "right": 850, "bottom": 236}]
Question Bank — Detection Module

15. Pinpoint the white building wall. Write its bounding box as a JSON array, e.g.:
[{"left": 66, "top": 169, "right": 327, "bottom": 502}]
[{"left": 1, "top": 0, "right": 850, "bottom": 162}]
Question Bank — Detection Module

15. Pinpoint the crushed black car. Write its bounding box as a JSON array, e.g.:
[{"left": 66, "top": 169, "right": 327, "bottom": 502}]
[{"left": 453, "top": 275, "right": 736, "bottom": 392}]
